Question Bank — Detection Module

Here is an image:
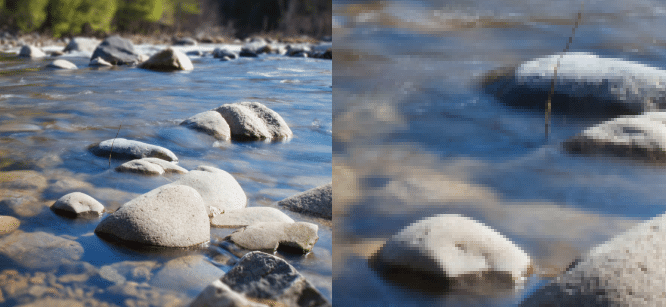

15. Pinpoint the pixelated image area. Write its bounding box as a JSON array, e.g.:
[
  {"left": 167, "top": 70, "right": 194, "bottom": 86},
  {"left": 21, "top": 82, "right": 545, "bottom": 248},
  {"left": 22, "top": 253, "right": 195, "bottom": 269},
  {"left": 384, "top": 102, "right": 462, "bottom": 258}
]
[{"left": 334, "top": 0, "right": 666, "bottom": 306}]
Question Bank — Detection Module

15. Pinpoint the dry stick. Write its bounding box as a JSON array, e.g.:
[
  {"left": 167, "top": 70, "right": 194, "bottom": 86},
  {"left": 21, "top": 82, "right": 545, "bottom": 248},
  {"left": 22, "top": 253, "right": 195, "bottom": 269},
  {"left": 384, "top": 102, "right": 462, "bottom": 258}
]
[
  {"left": 545, "top": 3, "right": 584, "bottom": 141},
  {"left": 109, "top": 125, "right": 122, "bottom": 169}
]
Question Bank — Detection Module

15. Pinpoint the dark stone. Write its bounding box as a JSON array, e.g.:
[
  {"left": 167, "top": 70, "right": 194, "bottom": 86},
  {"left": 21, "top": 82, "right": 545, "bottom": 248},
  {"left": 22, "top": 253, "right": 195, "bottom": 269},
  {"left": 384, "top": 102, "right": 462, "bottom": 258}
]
[{"left": 90, "top": 35, "right": 140, "bottom": 66}]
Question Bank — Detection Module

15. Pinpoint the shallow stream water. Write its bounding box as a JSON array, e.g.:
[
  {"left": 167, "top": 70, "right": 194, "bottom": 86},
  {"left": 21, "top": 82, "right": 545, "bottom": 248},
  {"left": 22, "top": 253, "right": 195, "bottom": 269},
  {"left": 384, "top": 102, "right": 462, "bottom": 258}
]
[
  {"left": 334, "top": 0, "right": 666, "bottom": 305},
  {"left": 0, "top": 42, "right": 331, "bottom": 306}
]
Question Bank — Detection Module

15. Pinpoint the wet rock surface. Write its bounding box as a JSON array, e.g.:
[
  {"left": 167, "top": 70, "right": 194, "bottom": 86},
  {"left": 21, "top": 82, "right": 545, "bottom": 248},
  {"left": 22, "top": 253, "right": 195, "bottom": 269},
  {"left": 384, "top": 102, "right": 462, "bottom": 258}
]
[
  {"left": 219, "top": 251, "right": 331, "bottom": 307},
  {"left": 210, "top": 207, "right": 294, "bottom": 228},
  {"left": 215, "top": 101, "right": 293, "bottom": 141},
  {"left": 90, "top": 35, "right": 140, "bottom": 65},
  {"left": 50, "top": 192, "right": 104, "bottom": 217},
  {"left": 227, "top": 222, "right": 318, "bottom": 253},
  {"left": 95, "top": 185, "right": 210, "bottom": 247},
  {"left": 151, "top": 255, "right": 224, "bottom": 296},
  {"left": 278, "top": 183, "right": 332, "bottom": 220},
  {"left": 167, "top": 166, "right": 247, "bottom": 214},
  {"left": 47, "top": 59, "right": 77, "bottom": 70},
  {"left": 19, "top": 45, "right": 45, "bottom": 58},
  {"left": 139, "top": 48, "right": 194, "bottom": 71},
  {"left": 116, "top": 157, "right": 188, "bottom": 176},
  {"left": 189, "top": 279, "right": 268, "bottom": 307},
  {"left": 0, "top": 231, "right": 84, "bottom": 269},
  {"left": 180, "top": 111, "right": 231, "bottom": 141},
  {"left": 89, "top": 138, "right": 178, "bottom": 162}
]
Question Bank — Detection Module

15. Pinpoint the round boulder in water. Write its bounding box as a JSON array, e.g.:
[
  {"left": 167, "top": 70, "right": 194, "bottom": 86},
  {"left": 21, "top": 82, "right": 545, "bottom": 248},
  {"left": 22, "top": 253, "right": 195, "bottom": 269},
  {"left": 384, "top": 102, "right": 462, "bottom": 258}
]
[
  {"left": 47, "top": 59, "right": 77, "bottom": 70},
  {"left": 90, "top": 35, "right": 140, "bottom": 65},
  {"left": 51, "top": 192, "right": 104, "bottom": 217},
  {"left": 227, "top": 222, "right": 318, "bottom": 253},
  {"left": 116, "top": 157, "right": 188, "bottom": 176},
  {"left": 139, "top": 48, "right": 193, "bottom": 71},
  {"left": 180, "top": 110, "right": 231, "bottom": 141},
  {"left": 94, "top": 185, "right": 209, "bottom": 247},
  {"left": 63, "top": 37, "right": 100, "bottom": 53},
  {"left": 89, "top": 138, "right": 178, "bottom": 162},
  {"left": 167, "top": 166, "right": 247, "bottom": 214},
  {"left": 19, "top": 45, "right": 46, "bottom": 58},
  {"left": 214, "top": 101, "right": 293, "bottom": 141}
]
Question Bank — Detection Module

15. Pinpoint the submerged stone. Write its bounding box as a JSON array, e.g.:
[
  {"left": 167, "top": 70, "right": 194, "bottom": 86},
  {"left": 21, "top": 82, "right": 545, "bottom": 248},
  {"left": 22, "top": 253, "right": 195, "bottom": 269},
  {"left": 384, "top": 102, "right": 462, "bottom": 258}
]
[{"left": 0, "top": 231, "right": 84, "bottom": 269}]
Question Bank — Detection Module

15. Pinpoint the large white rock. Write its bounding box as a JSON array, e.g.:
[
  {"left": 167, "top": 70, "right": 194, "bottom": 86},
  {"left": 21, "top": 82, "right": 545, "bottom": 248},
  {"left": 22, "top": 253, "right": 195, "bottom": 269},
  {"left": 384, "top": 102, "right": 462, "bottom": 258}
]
[
  {"left": 47, "top": 59, "right": 77, "bottom": 70},
  {"left": 564, "top": 111, "right": 666, "bottom": 162},
  {"left": 376, "top": 214, "right": 532, "bottom": 286},
  {"left": 214, "top": 101, "right": 293, "bottom": 141},
  {"left": 63, "top": 37, "right": 100, "bottom": 53},
  {"left": 278, "top": 183, "right": 332, "bottom": 220},
  {"left": 19, "top": 45, "right": 46, "bottom": 58},
  {"left": 521, "top": 212, "right": 666, "bottom": 306},
  {"left": 211, "top": 207, "right": 294, "bottom": 228},
  {"left": 89, "top": 138, "right": 178, "bottom": 162},
  {"left": 167, "top": 166, "right": 247, "bottom": 214},
  {"left": 180, "top": 110, "right": 231, "bottom": 141},
  {"left": 94, "top": 185, "right": 210, "bottom": 247},
  {"left": 51, "top": 192, "right": 104, "bottom": 217},
  {"left": 139, "top": 48, "right": 194, "bottom": 71},
  {"left": 483, "top": 52, "right": 666, "bottom": 116},
  {"left": 227, "top": 222, "right": 318, "bottom": 253}
]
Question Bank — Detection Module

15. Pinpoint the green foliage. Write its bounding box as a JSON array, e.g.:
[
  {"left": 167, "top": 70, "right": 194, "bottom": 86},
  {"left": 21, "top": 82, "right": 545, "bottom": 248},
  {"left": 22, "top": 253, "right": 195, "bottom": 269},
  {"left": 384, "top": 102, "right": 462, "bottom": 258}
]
[
  {"left": 116, "top": 0, "right": 164, "bottom": 24},
  {"left": 49, "top": 0, "right": 118, "bottom": 37},
  {"left": 6, "top": 0, "right": 50, "bottom": 32},
  {"left": 160, "top": 0, "right": 200, "bottom": 27}
]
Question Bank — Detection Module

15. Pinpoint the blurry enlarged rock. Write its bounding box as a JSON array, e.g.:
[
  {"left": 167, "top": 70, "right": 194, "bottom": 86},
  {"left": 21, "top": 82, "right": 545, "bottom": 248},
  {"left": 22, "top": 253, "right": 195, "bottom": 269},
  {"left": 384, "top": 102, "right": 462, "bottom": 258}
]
[
  {"left": 189, "top": 279, "right": 268, "bottom": 307},
  {"left": 180, "top": 110, "right": 231, "bottom": 141},
  {"left": 520, "top": 211, "right": 666, "bottom": 306},
  {"left": 90, "top": 35, "right": 140, "bottom": 66},
  {"left": 563, "top": 112, "right": 666, "bottom": 163},
  {"left": 51, "top": 192, "right": 104, "bottom": 217},
  {"left": 94, "top": 185, "right": 209, "bottom": 248},
  {"left": 172, "top": 37, "right": 197, "bottom": 46},
  {"left": 89, "top": 138, "right": 178, "bottom": 162},
  {"left": 212, "top": 48, "right": 238, "bottom": 59},
  {"left": 0, "top": 231, "right": 84, "bottom": 269},
  {"left": 214, "top": 101, "right": 293, "bottom": 141},
  {"left": 138, "top": 48, "right": 194, "bottom": 72},
  {"left": 89, "top": 57, "right": 113, "bottom": 67},
  {"left": 482, "top": 52, "right": 666, "bottom": 117},
  {"left": 374, "top": 214, "right": 532, "bottom": 292},
  {"left": 63, "top": 37, "right": 100, "bottom": 53},
  {"left": 227, "top": 222, "right": 318, "bottom": 253},
  {"left": 278, "top": 183, "right": 332, "bottom": 220},
  {"left": 167, "top": 166, "right": 247, "bottom": 214},
  {"left": 239, "top": 47, "right": 258, "bottom": 57},
  {"left": 116, "top": 158, "right": 188, "bottom": 176},
  {"left": 211, "top": 207, "right": 294, "bottom": 228},
  {"left": 0, "top": 216, "right": 20, "bottom": 235},
  {"left": 46, "top": 59, "right": 77, "bottom": 70},
  {"left": 220, "top": 251, "right": 331, "bottom": 307},
  {"left": 19, "top": 45, "right": 46, "bottom": 58}
]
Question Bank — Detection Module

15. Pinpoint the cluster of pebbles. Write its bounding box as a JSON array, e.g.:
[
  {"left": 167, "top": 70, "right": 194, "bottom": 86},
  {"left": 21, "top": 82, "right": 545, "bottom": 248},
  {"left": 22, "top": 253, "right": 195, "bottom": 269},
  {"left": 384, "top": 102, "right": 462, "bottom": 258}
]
[{"left": 0, "top": 34, "right": 332, "bottom": 306}]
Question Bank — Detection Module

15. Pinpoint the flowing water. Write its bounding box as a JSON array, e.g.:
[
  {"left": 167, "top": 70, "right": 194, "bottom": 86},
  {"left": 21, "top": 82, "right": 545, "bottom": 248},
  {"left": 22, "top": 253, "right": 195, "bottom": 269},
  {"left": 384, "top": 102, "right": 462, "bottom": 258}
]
[
  {"left": 334, "top": 0, "right": 666, "bottom": 305},
  {"left": 0, "top": 43, "right": 332, "bottom": 305}
]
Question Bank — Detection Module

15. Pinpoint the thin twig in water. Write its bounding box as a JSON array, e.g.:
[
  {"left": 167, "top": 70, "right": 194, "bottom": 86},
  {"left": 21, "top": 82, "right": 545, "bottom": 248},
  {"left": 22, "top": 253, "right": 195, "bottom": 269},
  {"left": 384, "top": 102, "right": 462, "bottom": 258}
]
[
  {"left": 545, "top": 2, "right": 584, "bottom": 141},
  {"left": 109, "top": 125, "right": 121, "bottom": 169}
]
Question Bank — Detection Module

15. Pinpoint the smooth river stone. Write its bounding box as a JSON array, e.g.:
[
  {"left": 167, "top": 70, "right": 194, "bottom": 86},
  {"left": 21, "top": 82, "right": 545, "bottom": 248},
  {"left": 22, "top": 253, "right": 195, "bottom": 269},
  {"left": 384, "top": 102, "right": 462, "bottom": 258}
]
[
  {"left": 0, "top": 231, "right": 83, "bottom": 269},
  {"left": 180, "top": 110, "right": 231, "bottom": 141},
  {"left": 483, "top": 52, "right": 666, "bottom": 116},
  {"left": 278, "top": 183, "right": 332, "bottom": 220},
  {"left": 210, "top": 207, "right": 294, "bottom": 228},
  {"left": 167, "top": 166, "right": 247, "bottom": 214},
  {"left": 89, "top": 138, "right": 178, "bottom": 162},
  {"left": 51, "top": 192, "right": 104, "bottom": 217},
  {"left": 214, "top": 101, "right": 293, "bottom": 141},
  {"left": 151, "top": 254, "right": 224, "bottom": 297},
  {"left": 376, "top": 214, "right": 532, "bottom": 288},
  {"left": 90, "top": 35, "right": 140, "bottom": 65},
  {"left": 19, "top": 45, "right": 46, "bottom": 58},
  {"left": 563, "top": 111, "right": 666, "bottom": 162},
  {"left": 227, "top": 222, "right": 318, "bottom": 253},
  {"left": 89, "top": 57, "right": 113, "bottom": 67},
  {"left": 47, "top": 59, "right": 77, "bottom": 70},
  {"left": 95, "top": 185, "right": 209, "bottom": 247},
  {"left": 212, "top": 48, "right": 238, "bottom": 59},
  {"left": 139, "top": 48, "right": 193, "bottom": 71},
  {"left": 220, "top": 251, "right": 331, "bottom": 307},
  {"left": 0, "top": 216, "right": 20, "bottom": 235},
  {"left": 189, "top": 279, "right": 268, "bottom": 307},
  {"left": 116, "top": 157, "right": 188, "bottom": 175},
  {"left": 521, "top": 211, "right": 666, "bottom": 306}
]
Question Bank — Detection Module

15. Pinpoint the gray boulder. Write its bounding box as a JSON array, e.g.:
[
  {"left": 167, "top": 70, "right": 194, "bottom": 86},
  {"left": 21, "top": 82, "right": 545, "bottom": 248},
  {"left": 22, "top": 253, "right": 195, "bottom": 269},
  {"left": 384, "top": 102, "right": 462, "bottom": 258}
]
[
  {"left": 211, "top": 207, "right": 294, "bottom": 228},
  {"left": 139, "top": 48, "right": 194, "bottom": 71},
  {"left": 376, "top": 214, "right": 532, "bottom": 290},
  {"left": 564, "top": 112, "right": 666, "bottom": 162},
  {"left": 520, "top": 211, "right": 666, "bottom": 306},
  {"left": 46, "top": 59, "right": 77, "bottom": 70},
  {"left": 214, "top": 101, "right": 293, "bottom": 141},
  {"left": 116, "top": 157, "right": 188, "bottom": 175},
  {"left": 212, "top": 48, "right": 238, "bottom": 59},
  {"left": 483, "top": 52, "right": 666, "bottom": 116},
  {"left": 19, "top": 45, "right": 46, "bottom": 58},
  {"left": 189, "top": 279, "right": 268, "bottom": 307},
  {"left": 221, "top": 251, "right": 331, "bottom": 307},
  {"left": 89, "top": 138, "right": 178, "bottom": 162},
  {"left": 180, "top": 110, "right": 231, "bottom": 141},
  {"left": 227, "top": 222, "right": 318, "bottom": 253},
  {"left": 94, "top": 185, "right": 209, "bottom": 247},
  {"left": 63, "top": 37, "right": 100, "bottom": 53},
  {"left": 168, "top": 166, "right": 246, "bottom": 214},
  {"left": 51, "top": 192, "right": 104, "bottom": 217},
  {"left": 278, "top": 183, "right": 332, "bottom": 220},
  {"left": 90, "top": 35, "right": 140, "bottom": 65}
]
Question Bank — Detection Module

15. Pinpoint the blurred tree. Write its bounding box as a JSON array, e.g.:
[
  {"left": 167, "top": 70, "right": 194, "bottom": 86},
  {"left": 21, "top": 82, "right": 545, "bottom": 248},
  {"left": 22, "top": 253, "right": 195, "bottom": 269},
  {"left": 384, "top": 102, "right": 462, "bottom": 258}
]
[
  {"left": 4, "top": 0, "right": 50, "bottom": 32},
  {"left": 115, "top": 0, "right": 164, "bottom": 29},
  {"left": 49, "top": 0, "right": 118, "bottom": 37}
]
